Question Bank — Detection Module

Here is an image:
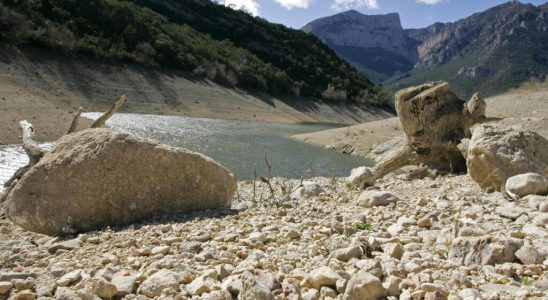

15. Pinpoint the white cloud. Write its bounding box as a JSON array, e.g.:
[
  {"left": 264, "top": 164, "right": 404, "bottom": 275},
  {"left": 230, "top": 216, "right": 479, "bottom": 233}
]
[
  {"left": 331, "top": 0, "right": 380, "bottom": 11},
  {"left": 416, "top": 0, "right": 446, "bottom": 5},
  {"left": 275, "top": 0, "right": 313, "bottom": 10},
  {"left": 222, "top": 0, "right": 260, "bottom": 16}
]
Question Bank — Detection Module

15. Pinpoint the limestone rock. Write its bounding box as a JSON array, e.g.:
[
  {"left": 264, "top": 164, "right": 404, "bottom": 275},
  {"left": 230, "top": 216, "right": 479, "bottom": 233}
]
[
  {"left": 5, "top": 128, "right": 236, "bottom": 236},
  {"left": 137, "top": 269, "right": 179, "bottom": 298},
  {"left": 111, "top": 274, "right": 137, "bottom": 297},
  {"left": 467, "top": 124, "right": 548, "bottom": 191},
  {"left": 308, "top": 267, "right": 343, "bottom": 290},
  {"left": 515, "top": 246, "right": 544, "bottom": 265},
  {"left": 343, "top": 271, "right": 387, "bottom": 300},
  {"left": 56, "top": 270, "right": 81, "bottom": 287},
  {"left": 449, "top": 236, "right": 522, "bottom": 266},
  {"left": 346, "top": 167, "right": 375, "bottom": 189},
  {"left": 239, "top": 272, "right": 275, "bottom": 300},
  {"left": 357, "top": 191, "right": 399, "bottom": 207},
  {"left": 331, "top": 245, "right": 363, "bottom": 262},
  {"left": 290, "top": 182, "right": 325, "bottom": 199},
  {"left": 505, "top": 173, "right": 548, "bottom": 197},
  {"left": 0, "top": 281, "right": 13, "bottom": 294}
]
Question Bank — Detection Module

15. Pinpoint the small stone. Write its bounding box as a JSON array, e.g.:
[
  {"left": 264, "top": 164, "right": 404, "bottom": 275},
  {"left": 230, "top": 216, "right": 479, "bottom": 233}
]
[
  {"left": 346, "top": 167, "right": 375, "bottom": 189},
  {"left": 357, "top": 191, "right": 399, "bottom": 207},
  {"left": 383, "top": 243, "right": 404, "bottom": 260},
  {"left": 285, "top": 229, "right": 301, "bottom": 239},
  {"left": 320, "top": 286, "right": 337, "bottom": 299},
  {"left": 495, "top": 204, "right": 526, "bottom": 220},
  {"left": 151, "top": 245, "right": 170, "bottom": 255},
  {"left": 515, "top": 246, "right": 544, "bottom": 265},
  {"left": 505, "top": 173, "right": 548, "bottom": 197},
  {"left": 308, "top": 267, "right": 343, "bottom": 290},
  {"left": 458, "top": 288, "right": 481, "bottom": 300},
  {"left": 56, "top": 270, "right": 81, "bottom": 287},
  {"left": 532, "top": 213, "right": 548, "bottom": 226},
  {"left": 418, "top": 217, "right": 432, "bottom": 228},
  {"left": 540, "top": 202, "right": 548, "bottom": 212},
  {"left": 255, "top": 272, "right": 281, "bottom": 291},
  {"left": 239, "top": 272, "right": 275, "bottom": 300},
  {"left": 13, "top": 290, "right": 35, "bottom": 300},
  {"left": 0, "top": 281, "right": 13, "bottom": 294},
  {"left": 382, "top": 276, "right": 402, "bottom": 297},
  {"left": 47, "top": 239, "right": 83, "bottom": 254},
  {"left": 331, "top": 245, "right": 363, "bottom": 262},
  {"left": 138, "top": 269, "right": 179, "bottom": 297},
  {"left": 290, "top": 182, "right": 325, "bottom": 199},
  {"left": 91, "top": 277, "right": 117, "bottom": 299},
  {"left": 179, "top": 241, "right": 203, "bottom": 253},
  {"left": 302, "top": 289, "right": 320, "bottom": 300},
  {"left": 187, "top": 276, "right": 218, "bottom": 296},
  {"left": 343, "top": 271, "right": 387, "bottom": 300},
  {"left": 111, "top": 274, "right": 137, "bottom": 297}
]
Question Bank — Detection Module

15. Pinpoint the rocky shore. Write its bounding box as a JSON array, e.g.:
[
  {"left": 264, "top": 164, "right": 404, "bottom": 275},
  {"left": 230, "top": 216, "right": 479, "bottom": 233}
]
[{"left": 1, "top": 172, "right": 546, "bottom": 300}]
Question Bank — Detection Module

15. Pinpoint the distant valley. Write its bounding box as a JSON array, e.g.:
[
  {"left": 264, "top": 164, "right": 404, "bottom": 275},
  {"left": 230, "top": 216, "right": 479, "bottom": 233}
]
[{"left": 303, "top": 1, "right": 548, "bottom": 99}]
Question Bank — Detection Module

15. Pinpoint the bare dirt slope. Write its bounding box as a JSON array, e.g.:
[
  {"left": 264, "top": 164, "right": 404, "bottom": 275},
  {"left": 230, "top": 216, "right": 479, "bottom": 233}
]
[
  {"left": 294, "top": 81, "right": 548, "bottom": 158},
  {"left": 0, "top": 45, "right": 392, "bottom": 144}
]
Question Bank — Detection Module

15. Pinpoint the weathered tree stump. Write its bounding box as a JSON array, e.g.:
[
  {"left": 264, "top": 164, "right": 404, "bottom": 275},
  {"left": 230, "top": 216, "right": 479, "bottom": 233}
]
[{"left": 374, "top": 81, "right": 486, "bottom": 178}]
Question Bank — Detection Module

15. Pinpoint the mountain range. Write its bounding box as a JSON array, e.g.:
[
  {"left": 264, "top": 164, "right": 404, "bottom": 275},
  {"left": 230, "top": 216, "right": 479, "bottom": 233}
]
[{"left": 303, "top": 1, "right": 548, "bottom": 98}]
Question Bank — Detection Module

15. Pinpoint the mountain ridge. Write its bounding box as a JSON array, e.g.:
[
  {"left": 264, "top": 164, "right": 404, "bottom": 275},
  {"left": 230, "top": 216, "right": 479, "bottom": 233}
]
[{"left": 303, "top": 1, "right": 548, "bottom": 98}]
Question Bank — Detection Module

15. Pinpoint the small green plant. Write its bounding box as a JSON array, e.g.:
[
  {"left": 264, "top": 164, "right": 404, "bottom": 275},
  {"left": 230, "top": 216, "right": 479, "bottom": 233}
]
[
  {"left": 352, "top": 221, "right": 373, "bottom": 230},
  {"left": 522, "top": 277, "right": 534, "bottom": 286}
]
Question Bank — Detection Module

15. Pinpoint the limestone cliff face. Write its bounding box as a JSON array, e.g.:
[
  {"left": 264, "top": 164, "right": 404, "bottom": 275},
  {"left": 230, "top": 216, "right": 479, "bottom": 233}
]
[
  {"left": 406, "top": 1, "right": 548, "bottom": 69},
  {"left": 302, "top": 10, "right": 419, "bottom": 82}
]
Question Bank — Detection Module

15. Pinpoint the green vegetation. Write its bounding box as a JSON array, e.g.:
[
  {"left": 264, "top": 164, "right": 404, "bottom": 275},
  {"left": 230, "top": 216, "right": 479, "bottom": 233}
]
[
  {"left": 522, "top": 277, "right": 534, "bottom": 286},
  {"left": 0, "top": 0, "right": 388, "bottom": 106},
  {"left": 352, "top": 221, "right": 373, "bottom": 230}
]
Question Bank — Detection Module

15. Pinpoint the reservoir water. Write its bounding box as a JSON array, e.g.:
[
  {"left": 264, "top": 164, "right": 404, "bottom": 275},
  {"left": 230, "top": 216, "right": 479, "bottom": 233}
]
[{"left": 0, "top": 114, "right": 372, "bottom": 192}]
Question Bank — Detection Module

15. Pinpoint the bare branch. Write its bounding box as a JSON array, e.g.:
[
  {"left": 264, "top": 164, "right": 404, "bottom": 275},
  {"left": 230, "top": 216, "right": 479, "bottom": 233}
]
[
  {"left": 90, "top": 95, "right": 126, "bottom": 128},
  {"left": 66, "top": 106, "right": 84, "bottom": 134},
  {"left": 20, "top": 120, "right": 44, "bottom": 166}
]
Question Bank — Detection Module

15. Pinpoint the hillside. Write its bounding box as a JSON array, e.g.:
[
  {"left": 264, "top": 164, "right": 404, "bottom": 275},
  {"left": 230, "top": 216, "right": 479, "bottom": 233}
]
[
  {"left": 0, "top": 0, "right": 387, "bottom": 106},
  {"left": 386, "top": 1, "right": 548, "bottom": 98},
  {"left": 0, "top": 44, "right": 393, "bottom": 145},
  {"left": 302, "top": 11, "right": 418, "bottom": 83},
  {"left": 303, "top": 1, "right": 548, "bottom": 99}
]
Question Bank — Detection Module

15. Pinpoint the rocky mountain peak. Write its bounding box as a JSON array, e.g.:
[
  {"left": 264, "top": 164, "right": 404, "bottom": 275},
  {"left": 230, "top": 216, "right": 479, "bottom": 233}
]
[{"left": 302, "top": 11, "right": 418, "bottom": 82}]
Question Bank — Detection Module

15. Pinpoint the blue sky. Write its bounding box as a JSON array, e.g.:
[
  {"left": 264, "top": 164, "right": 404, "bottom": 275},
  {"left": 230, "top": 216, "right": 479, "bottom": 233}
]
[{"left": 220, "top": 0, "right": 546, "bottom": 29}]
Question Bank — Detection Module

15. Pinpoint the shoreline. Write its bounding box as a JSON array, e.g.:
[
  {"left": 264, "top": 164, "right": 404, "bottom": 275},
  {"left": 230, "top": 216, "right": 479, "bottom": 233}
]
[{"left": 293, "top": 83, "right": 548, "bottom": 160}]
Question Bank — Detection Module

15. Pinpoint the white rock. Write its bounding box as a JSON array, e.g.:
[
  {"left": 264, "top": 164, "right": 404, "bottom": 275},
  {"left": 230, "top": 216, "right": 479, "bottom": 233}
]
[
  {"left": 0, "top": 281, "right": 13, "bottom": 294},
  {"left": 308, "top": 267, "right": 343, "bottom": 290},
  {"left": 382, "top": 243, "right": 404, "bottom": 260},
  {"left": 505, "top": 173, "right": 548, "bottom": 198},
  {"left": 290, "top": 182, "right": 325, "bottom": 199},
  {"left": 532, "top": 213, "right": 548, "bottom": 226},
  {"left": 151, "top": 245, "right": 170, "bottom": 256},
  {"left": 187, "top": 276, "right": 219, "bottom": 296},
  {"left": 239, "top": 272, "right": 275, "bottom": 300},
  {"left": 342, "top": 271, "right": 387, "bottom": 300},
  {"left": 137, "top": 269, "right": 179, "bottom": 297},
  {"left": 111, "top": 274, "right": 137, "bottom": 297},
  {"left": 56, "top": 270, "right": 81, "bottom": 287},
  {"left": 331, "top": 245, "right": 363, "bottom": 262},
  {"left": 515, "top": 246, "right": 544, "bottom": 265},
  {"left": 346, "top": 167, "right": 375, "bottom": 189},
  {"left": 357, "top": 191, "right": 399, "bottom": 207}
]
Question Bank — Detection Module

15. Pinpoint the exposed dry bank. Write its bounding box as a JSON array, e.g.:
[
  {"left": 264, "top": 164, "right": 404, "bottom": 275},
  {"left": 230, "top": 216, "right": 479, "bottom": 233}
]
[
  {"left": 0, "top": 173, "right": 546, "bottom": 299},
  {"left": 293, "top": 82, "right": 548, "bottom": 160},
  {"left": 0, "top": 45, "right": 392, "bottom": 145}
]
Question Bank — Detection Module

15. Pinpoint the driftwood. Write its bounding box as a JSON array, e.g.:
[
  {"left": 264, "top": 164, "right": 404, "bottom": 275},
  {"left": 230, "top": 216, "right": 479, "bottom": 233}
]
[
  {"left": 66, "top": 106, "right": 84, "bottom": 134},
  {"left": 1, "top": 96, "right": 127, "bottom": 203},
  {"left": 373, "top": 82, "right": 486, "bottom": 179},
  {"left": 90, "top": 95, "right": 126, "bottom": 128}
]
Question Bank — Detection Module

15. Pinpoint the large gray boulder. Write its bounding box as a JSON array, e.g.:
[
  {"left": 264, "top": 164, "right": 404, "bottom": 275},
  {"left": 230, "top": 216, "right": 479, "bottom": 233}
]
[
  {"left": 505, "top": 173, "right": 548, "bottom": 198},
  {"left": 467, "top": 124, "right": 548, "bottom": 191},
  {"left": 5, "top": 128, "right": 236, "bottom": 236}
]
